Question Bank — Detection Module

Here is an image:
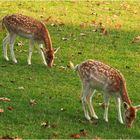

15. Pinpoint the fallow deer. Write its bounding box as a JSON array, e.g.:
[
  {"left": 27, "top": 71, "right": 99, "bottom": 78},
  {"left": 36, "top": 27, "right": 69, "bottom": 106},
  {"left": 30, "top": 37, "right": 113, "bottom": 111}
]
[
  {"left": 2, "top": 14, "right": 59, "bottom": 67},
  {"left": 70, "top": 60, "right": 140, "bottom": 128}
]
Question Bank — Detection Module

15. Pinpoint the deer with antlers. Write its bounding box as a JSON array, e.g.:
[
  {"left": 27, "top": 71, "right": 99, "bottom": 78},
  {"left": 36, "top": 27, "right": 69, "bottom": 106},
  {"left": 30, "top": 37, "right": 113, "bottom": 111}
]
[
  {"left": 70, "top": 60, "right": 140, "bottom": 128},
  {"left": 2, "top": 14, "right": 59, "bottom": 67}
]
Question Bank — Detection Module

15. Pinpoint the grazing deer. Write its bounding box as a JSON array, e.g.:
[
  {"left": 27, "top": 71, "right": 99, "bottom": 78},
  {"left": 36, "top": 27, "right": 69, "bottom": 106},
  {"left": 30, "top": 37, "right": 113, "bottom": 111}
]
[
  {"left": 70, "top": 60, "right": 140, "bottom": 128},
  {"left": 2, "top": 14, "right": 59, "bottom": 67}
]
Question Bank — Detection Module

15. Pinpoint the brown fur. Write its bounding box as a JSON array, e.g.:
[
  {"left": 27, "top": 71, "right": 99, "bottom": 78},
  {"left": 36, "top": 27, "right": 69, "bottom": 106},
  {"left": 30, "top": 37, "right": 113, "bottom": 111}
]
[
  {"left": 76, "top": 59, "right": 140, "bottom": 127},
  {"left": 2, "top": 14, "right": 54, "bottom": 67}
]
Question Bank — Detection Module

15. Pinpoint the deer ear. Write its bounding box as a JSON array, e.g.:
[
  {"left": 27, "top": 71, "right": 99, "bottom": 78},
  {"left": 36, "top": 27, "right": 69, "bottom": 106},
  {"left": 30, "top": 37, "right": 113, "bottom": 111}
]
[
  {"left": 54, "top": 47, "right": 60, "bottom": 54},
  {"left": 135, "top": 105, "right": 140, "bottom": 111},
  {"left": 123, "top": 102, "right": 130, "bottom": 110}
]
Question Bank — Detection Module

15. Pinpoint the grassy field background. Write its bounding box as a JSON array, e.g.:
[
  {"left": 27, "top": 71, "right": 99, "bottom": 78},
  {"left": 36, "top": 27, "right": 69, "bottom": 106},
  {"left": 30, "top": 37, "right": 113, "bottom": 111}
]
[{"left": 0, "top": 0, "right": 140, "bottom": 139}]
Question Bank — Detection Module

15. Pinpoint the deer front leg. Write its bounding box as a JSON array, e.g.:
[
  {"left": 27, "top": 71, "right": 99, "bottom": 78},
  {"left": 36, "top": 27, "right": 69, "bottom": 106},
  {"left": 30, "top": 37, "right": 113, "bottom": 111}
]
[
  {"left": 39, "top": 44, "right": 47, "bottom": 66},
  {"left": 115, "top": 97, "right": 124, "bottom": 124},
  {"left": 103, "top": 94, "right": 109, "bottom": 122},
  {"left": 3, "top": 34, "right": 10, "bottom": 61},
  {"left": 9, "top": 33, "right": 17, "bottom": 63},
  {"left": 28, "top": 40, "right": 34, "bottom": 65},
  {"left": 81, "top": 85, "right": 91, "bottom": 121},
  {"left": 87, "top": 90, "right": 98, "bottom": 119}
]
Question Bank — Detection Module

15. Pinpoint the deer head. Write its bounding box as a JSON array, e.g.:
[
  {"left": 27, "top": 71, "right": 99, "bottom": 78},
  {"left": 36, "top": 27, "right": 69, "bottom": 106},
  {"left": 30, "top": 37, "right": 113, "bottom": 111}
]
[
  {"left": 123, "top": 102, "right": 140, "bottom": 128},
  {"left": 41, "top": 47, "right": 59, "bottom": 67}
]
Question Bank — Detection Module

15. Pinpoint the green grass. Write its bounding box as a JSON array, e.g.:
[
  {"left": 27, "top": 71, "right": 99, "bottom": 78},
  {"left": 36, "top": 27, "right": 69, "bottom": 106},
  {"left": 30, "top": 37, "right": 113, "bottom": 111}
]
[{"left": 0, "top": 0, "right": 140, "bottom": 139}]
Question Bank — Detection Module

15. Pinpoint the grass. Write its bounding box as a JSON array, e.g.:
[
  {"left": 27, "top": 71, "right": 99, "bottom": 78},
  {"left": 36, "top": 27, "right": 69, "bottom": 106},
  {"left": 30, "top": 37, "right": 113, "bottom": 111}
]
[{"left": 0, "top": 0, "right": 140, "bottom": 139}]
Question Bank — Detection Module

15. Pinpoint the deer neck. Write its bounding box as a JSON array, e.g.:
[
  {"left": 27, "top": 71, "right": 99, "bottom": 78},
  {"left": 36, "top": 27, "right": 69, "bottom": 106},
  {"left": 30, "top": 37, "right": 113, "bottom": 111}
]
[
  {"left": 43, "top": 29, "right": 53, "bottom": 51},
  {"left": 121, "top": 82, "right": 132, "bottom": 106}
]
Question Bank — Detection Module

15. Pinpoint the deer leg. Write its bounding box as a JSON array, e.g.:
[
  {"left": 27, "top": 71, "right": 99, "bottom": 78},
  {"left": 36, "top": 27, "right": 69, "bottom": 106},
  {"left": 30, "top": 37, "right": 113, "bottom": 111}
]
[
  {"left": 81, "top": 84, "right": 91, "bottom": 121},
  {"left": 103, "top": 94, "right": 109, "bottom": 122},
  {"left": 9, "top": 33, "right": 17, "bottom": 63},
  {"left": 39, "top": 44, "right": 47, "bottom": 66},
  {"left": 3, "top": 34, "right": 10, "bottom": 61},
  {"left": 115, "top": 97, "right": 124, "bottom": 124},
  {"left": 28, "top": 40, "right": 34, "bottom": 65},
  {"left": 86, "top": 90, "right": 98, "bottom": 119}
]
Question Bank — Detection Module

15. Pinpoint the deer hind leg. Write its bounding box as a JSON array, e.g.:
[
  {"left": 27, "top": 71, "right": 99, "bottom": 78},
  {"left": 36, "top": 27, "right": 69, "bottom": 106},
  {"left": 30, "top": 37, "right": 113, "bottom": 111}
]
[
  {"left": 103, "top": 94, "right": 110, "bottom": 122},
  {"left": 81, "top": 84, "right": 91, "bottom": 121},
  {"left": 9, "top": 33, "right": 17, "bottom": 63},
  {"left": 115, "top": 97, "right": 124, "bottom": 124},
  {"left": 86, "top": 89, "right": 98, "bottom": 119},
  {"left": 28, "top": 40, "right": 34, "bottom": 65},
  {"left": 3, "top": 34, "right": 10, "bottom": 61},
  {"left": 39, "top": 44, "right": 47, "bottom": 66}
]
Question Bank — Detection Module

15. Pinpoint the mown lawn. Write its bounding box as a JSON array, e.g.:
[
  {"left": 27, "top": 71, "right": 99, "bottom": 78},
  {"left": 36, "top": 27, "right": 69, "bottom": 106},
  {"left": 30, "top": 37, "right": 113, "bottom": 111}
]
[{"left": 0, "top": 0, "right": 140, "bottom": 139}]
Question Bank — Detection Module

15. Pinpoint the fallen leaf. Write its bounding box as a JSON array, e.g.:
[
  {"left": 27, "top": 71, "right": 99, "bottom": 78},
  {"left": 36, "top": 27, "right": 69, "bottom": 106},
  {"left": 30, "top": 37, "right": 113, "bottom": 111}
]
[
  {"left": 52, "top": 131, "right": 59, "bottom": 137},
  {"left": 17, "top": 41, "right": 24, "bottom": 47},
  {"left": 78, "top": 52, "right": 82, "bottom": 55},
  {"left": 126, "top": 66, "right": 130, "bottom": 69},
  {"left": 70, "top": 133, "right": 80, "bottom": 139},
  {"left": 62, "top": 37, "right": 68, "bottom": 41},
  {"left": 132, "top": 36, "right": 140, "bottom": 42},
  {"left": 1, "top": 65, "right": 7, "bottom": 67},
  {"left": 51, "top": 122, "right": 58, "bottom": 128},
  {"left": 80, "top": 33, "right": 86, "bottom": 36},
  {"left": 41, "top": 121, "right": 51, "bottom": 128},
  {"left": 0, "top": 108, "right": 4, "bottom": 113},
  {"left": 27, "top": 77, "right": 32, "bottom": 80},
  {"left": 40, "top": 15, "right": 44, "bottom": 18},
  {"left": 17, "top": 86, "right": 24, "bottom": 90},
  {"left": 60, "top": 108, "right": 66, "bottom": 112},
  {"left": 80, "top": 129, "right": 88, "bottom": 137},
  {"left": 0, "top": 135, "right": 21, "bottom": 140},
  {"left": 49, "top": 96, "right": 52, "bottom": 99},
  {"left": 92, "top": 29, "right": 98, "bottom": 32},
  {"left": 51, "top": 23, "right": 56, "bottom": 27},
  {"left": 59, "top": 66, "right": 67, "bottom": 70},
  {"left": 91, "top": 12, "right": 97, "bottom": 16},
  {"left": 0, "top": 135, "right": 13, "bottom": 139},
  {"left": 10, "top": 80, "right": 15, "bottom": 83},
  {"left": 0, "top": 97, "right": 10, "bottom": 101},
  {"left": 67, "top": 64, "right": 71, "bottom": 69},
  {"left": 93, "top": 136, "right": 101, "bottom": 140},
  {"left": 29, "top": 99, "right": 37, "bottom": 106},
  {"left": 7, "top": 107, "right": 14, "bottom": 111},
  {"left": 42, "top": 7, "right": 45, "bottom": 11},
  {"left": 78, "top": 118, "right": 87, "bottom": 124}
]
